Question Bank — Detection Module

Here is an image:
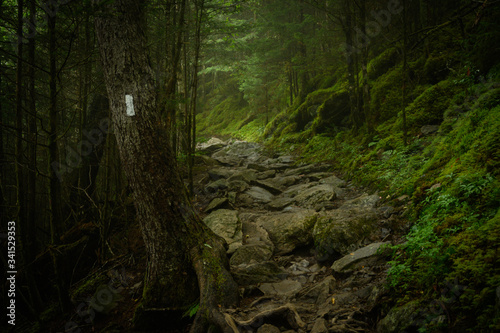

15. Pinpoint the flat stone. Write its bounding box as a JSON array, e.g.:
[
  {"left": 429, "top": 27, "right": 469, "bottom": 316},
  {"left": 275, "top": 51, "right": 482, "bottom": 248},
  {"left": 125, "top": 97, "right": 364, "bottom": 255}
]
[
  {"left": 259, "top": 279, "right": 303, "bottom": 297},
  {"left": 205, "top": 179, "right": 228, "bottom": 193},
  {"left": 205, "top": 197, "right": 229, "bottom": 213},
  {"left": 257, "top": 170, "right": 276, "bottom": 180},
  {"left": 247, "top": 162, "right": 269, "bottom": 172},
  {"left": 232, "top": 261, "right": 287, "bottom": 285},
  {"left": 230, "top": 244, "right": 273, "bottom": 266},
  {"left": 267, "top": 196, "right": 295, "bottom": 211},
  {"left": 208, "top": 168, "right": 234, "bottom": 180},
  {"left": 251, "top": 179, "right": 283, "bottom": 195},
  {"left": 331, "top": 242, "right": 390, "bottom": 272},
  {"left": 294, "top": 184, "right": 337, "bottom": 208},
  {"left": 203, "top": 209, "right": 242, "bottom": 254},
  {"left": 246, "top": 186, "right": 274, "bottom": 203}
]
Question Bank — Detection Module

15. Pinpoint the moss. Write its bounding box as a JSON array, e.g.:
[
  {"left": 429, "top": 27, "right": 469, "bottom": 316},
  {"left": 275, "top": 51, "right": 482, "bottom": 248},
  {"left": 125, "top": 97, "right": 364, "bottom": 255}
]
[
  {"left": 424, "top": 52, "right": 452, "bottom": 84},
  {"left": 71, "top": 271, "right": 108, "bottom": 301},
  {"left": 401, "top": 80, "right": 458, "bottom": 132},
  {"left": 368, "top": 47, "right": 399, "bottom": 80}
]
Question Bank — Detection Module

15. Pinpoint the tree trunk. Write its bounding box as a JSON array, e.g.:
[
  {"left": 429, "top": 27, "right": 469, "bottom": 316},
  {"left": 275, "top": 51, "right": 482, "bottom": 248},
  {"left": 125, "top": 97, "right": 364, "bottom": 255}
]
[
  {"left": 94, "top": 1, "right": 238, "bottom": 331},
  {"left": 46, "top": 0, "right": 71, "bottom": 311}
]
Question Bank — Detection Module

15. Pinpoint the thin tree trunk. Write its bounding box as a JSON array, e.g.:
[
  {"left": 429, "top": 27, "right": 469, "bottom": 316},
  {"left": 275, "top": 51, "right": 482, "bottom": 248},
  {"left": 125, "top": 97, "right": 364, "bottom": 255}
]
[
  {"left": 26, "top": 0, "right": 43, "bottom": 312},
  {"left": 94, "top": 1, "right": 238, "bottom": 331},
  {"left": 360, "top": 0, "right": 373, "bottom": 133},
  {"left": 402, "top": 0, "right": 408, "bottom": 145},
  {"left": 46, "top": 1, "right": 71, "bottom": 311}
]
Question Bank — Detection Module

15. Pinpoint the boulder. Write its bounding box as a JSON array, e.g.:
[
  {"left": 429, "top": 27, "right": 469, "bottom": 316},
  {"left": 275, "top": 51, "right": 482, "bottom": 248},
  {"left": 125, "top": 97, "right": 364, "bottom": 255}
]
[
  {"left": 203, "top": 209, "right": 242, "bottom": 254},
  {"left": 196, "top": 137, "right": 226, "bottom": 153},
  {"left": 245, "top": 186, "right": 274, "bottom": 203},
  {"left": 256, "top": 208, "right": 317, "bottom": 255},
  {"left": 331, "top": 242, "right": 390, "bottom": 272},
  {"left": 231, "top": 261, "right": 287, "bottom": 285},
  {"left": 377, "top": 301, "right": 421, "bottom": 333},
  {"left": 294, "top": 184, "right": 337, "bottom": 208},
  {"left": 313, "top": 194, "right": 381, "bottom": 261},
  {"left": 258, "top": 279, "right": 303, "bottom": 298},
  {"left": 230, "top": 244, "right": 273, "bottom": 266}
]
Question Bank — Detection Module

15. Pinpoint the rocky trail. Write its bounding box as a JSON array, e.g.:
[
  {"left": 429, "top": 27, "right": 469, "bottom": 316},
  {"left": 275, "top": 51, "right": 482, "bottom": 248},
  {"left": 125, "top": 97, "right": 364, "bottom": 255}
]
[{"left": 191, "top": 138, "right": 408, "bottom": 333}]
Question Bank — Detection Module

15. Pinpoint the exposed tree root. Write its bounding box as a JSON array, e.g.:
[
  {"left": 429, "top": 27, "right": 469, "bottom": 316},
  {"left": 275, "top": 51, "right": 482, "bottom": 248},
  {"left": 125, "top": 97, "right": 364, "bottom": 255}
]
[
  {"left": 224, "top": 303, "right": 306, "bottom": 332},
  {"left": 189, "top": 236, "right": 239, "bottom": 333}
]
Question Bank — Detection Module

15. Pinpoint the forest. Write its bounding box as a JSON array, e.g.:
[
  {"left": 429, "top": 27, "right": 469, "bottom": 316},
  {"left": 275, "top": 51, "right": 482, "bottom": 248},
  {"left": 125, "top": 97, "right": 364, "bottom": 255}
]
[{"left": 1, "top": 0, "right": 499, "bottom": 332}]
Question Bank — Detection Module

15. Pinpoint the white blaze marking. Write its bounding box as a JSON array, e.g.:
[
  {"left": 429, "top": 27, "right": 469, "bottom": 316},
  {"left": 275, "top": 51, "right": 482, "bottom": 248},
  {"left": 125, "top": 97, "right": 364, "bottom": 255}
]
[{"left": 125, "top": 94, "right": 135, "bottom": 116}]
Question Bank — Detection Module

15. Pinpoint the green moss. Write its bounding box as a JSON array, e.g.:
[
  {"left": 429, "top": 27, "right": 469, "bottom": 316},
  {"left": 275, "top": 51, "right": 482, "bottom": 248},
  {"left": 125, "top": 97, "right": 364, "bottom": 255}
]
[
  {"left": 368, "top": 47, "right": 399, "bottom": 80},
  {"left": 401, "top": 80, "right": 458, "bottom": 132},
  {"left": 71, "top": 271, "right": 108, "bottom": 301}
]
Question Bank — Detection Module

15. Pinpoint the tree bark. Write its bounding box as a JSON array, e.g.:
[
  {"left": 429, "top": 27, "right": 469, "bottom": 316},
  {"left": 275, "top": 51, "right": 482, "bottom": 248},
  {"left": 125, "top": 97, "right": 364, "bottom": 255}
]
[{"left": 94, "top": 0, "right": 238, "bottom": 331}]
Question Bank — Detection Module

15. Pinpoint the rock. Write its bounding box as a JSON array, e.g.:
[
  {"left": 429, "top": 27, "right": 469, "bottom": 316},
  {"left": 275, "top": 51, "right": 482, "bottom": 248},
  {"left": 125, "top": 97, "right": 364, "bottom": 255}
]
[
  {"left": 284, "top": 163, "right": 330, "bottom": 176},
  {"left": 297, "top": 276, "right": 336, "bottom": 305},
  {"left": 247, "top": 162, "right": 269, "bottom": 172},
  {"left": 242, "top": 220, "right": 274, "bottom": 247},
  {"left": 313, "top": 194, "right": 381, "bottom": 261},
  {"left": 228, "top": 180, "right": 250, "bottom": 193},
  {"left": 273, "top": 175, "right": 301, "bottom": 188},
  {"left": 208, "top": 168, "right": 234, "bottom": 180},
  {"left": 283, "top": 183, "right": 317, "bottom": 197},
  {"left": 205, "top": 179, "right": 228, "bottom": 193},
  {"left": 203, "top": 209, "right": 242, "bottom": 254},
  {"left": 421, "top": 125, "right": 440, "bottom": 136},
  {"left": 343, "top": 193, "right": 381, "bottom": 209},
  {"left": 267, "top": 196, "right": 295, "bottom": 211},
  {"left": 256, "top": 208, "right": 317, "bottom": 255},
  {"left": 259, "top": 279, "right": 303, "bottom": 297},
  {"left": 228, "top": 169, "right": 257, "bottom": 183},
  {"left": 310, "top": 318, "right": 328, "bottom": 333},
  {"left": 251, "top": 179, "right": 283, "bottom": 195},
  {"left": 225, "top": 140, "right": 261, "bottom": 158},
  {"left": 331, "top": 242, "right": 390, "bottom": 272},
  {"left": 205, "top": 197, "right": 229, "bottom": 213},
  {"left": 196, "top": 137, "right": 226, "bottom": 153},
  {"left": 230, "top": 244, "right": 273, "bottom": 266},
  {"left": 294, "top": 184, "right": 337, "bottom": 208},
  {"left": 228, "top": 192, "right": 237, "bottom": 204},
  {"left": 278, "top": 155, "right": 294, "bottom": 163},
  {"left": 257, "top": 324, "right": 281, "bottom": 333},
  {"left": 232, "top": 261, "right": 287, "bottom": 285},
  {"left": 319, "top": 175, "right": 346, "bottom": 187},
  {"left": 246, "top": 186, "right": 274, "bottom": 203},
  {"left": 377, "top": 301, "right": 421, "bottom": 333},
  {"left": 257, "top": 170, "right": 276, "bottom": 180},
  {"left": 194, "top": 154, "right": 220, "bottom": 167}
]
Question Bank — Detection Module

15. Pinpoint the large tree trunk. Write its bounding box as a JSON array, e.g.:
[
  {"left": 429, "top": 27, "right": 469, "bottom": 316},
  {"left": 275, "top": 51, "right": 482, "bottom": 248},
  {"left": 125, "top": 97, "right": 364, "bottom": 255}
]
[{"left": 93, "top": 1, "right": 238, "bottom": 331}]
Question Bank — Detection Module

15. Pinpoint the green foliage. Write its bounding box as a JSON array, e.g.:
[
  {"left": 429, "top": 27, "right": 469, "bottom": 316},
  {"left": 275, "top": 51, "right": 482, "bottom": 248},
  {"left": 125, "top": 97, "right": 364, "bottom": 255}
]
[{"left": 402, "top": 80, "right": 457, "bottom": 132}]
